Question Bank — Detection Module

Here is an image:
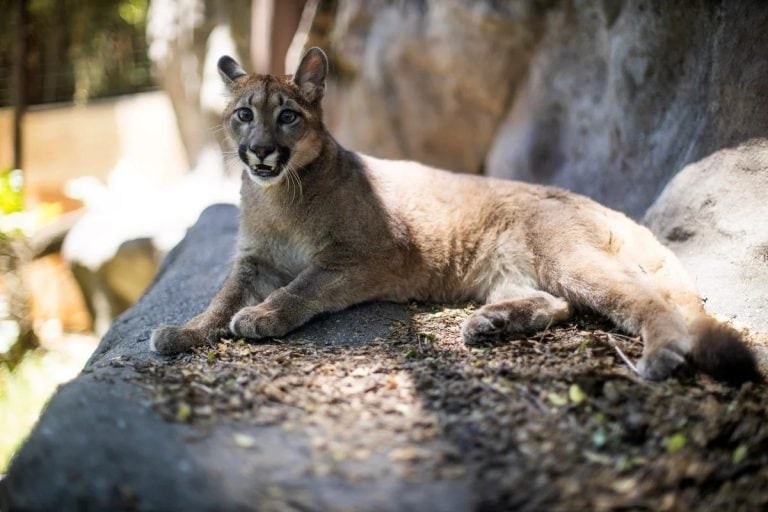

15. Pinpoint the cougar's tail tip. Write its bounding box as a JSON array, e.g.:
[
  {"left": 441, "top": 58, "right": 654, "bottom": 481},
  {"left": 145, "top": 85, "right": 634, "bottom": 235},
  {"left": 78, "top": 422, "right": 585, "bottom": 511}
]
[{"left": 690, "top": 317, "right": 762, "bottom": 385}]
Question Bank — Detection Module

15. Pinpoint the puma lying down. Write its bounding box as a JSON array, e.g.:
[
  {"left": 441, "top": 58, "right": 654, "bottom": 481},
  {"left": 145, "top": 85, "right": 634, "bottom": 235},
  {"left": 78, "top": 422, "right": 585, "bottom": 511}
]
[{"left": 151, "top": 48, "right": 758, "bottom": 383}]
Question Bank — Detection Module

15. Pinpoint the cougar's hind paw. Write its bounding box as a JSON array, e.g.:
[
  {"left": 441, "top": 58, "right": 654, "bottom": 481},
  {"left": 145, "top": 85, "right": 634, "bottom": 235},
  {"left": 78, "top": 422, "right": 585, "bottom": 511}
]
[
  {"left": 461, "top": 310, "right": 508, "bottom": 345},
  {"left": 637, "top": 347, "right": 689, "bottom": 381}
]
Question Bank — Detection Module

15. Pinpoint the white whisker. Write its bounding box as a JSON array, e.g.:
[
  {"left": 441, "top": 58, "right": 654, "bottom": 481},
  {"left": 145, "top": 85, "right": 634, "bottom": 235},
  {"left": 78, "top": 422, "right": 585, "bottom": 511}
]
[{"left": 287, "top": 162, "right": 303, "bottom": 204}]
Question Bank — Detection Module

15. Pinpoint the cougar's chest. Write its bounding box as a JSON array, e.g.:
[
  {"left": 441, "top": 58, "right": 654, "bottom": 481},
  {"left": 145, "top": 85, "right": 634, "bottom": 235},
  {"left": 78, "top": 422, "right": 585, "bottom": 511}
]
[
  {"left": 239, "top": 195, "right": 317, "bottom": 277},
  {"left": 264, "top": 234, "right": 315, "bottom": 276},
  {"left": 238, "top": 226, "right": 314, "bottom": 277}
]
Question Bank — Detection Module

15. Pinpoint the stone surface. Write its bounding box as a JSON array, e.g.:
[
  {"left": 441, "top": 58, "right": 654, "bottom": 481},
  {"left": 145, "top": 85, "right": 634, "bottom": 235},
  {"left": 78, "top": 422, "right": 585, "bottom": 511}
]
[
  {"left": 644, "top": 139, "right": 768, "bottom": 333},
  {"left": 322, "top": 0, "right": 546, "bottom": 174},
  {"left": 485, "top": 1, "right": 768, "bottom": 219}
]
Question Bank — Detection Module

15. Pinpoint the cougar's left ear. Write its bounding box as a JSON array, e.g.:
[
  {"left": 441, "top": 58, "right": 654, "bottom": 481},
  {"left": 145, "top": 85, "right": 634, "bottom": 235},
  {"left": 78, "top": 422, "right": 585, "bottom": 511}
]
[
  {"left": 218, "top": 56, "right": 247, "bottom": 87},
  {"left": 293, "top": 47, "right": 328, "bottom": 103}
]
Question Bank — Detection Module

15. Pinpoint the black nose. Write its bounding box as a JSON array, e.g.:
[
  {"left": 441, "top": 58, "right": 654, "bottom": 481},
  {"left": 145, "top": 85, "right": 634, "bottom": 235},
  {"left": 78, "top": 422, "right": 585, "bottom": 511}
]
[{"left": 249, "top": 145, "right": 276, "bottom": 160}]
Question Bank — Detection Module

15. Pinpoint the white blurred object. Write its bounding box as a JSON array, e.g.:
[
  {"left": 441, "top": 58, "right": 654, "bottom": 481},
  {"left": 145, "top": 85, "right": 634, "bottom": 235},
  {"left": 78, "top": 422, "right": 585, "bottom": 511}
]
[{"left": 62, "top": 146, "right": 239, "bottom": 271}]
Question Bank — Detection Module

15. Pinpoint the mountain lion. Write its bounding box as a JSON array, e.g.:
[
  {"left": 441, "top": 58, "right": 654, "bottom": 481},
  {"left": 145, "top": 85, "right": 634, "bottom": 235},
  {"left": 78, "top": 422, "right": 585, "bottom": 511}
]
[{"left": 151, "top": 48, "right": 758, "bottom": 383}]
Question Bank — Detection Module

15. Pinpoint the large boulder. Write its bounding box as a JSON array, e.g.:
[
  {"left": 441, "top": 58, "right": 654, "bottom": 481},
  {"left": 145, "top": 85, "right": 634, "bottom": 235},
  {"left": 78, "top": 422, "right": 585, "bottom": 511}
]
[
  {"left": 322, "top": 0, "right": 545, "bottom": 174},
  {"left": 484, "top": 1, "right": 768, "bottom": 218},
  {"left": 644, "top": 140, "right": 768, "bottom": 333}
]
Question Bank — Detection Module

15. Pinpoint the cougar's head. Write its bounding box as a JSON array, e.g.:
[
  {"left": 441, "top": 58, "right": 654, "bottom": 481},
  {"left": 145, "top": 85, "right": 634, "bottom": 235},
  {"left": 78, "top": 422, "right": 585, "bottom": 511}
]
[{"left": 218, "top": 48, "right": 328, "bottom": 187}]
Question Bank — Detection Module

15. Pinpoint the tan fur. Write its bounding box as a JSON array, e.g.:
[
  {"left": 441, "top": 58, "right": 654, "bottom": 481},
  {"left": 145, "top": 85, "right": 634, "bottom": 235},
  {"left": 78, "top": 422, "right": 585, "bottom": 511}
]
[{"left": 151, "top": 48, "right": 758, "bottom": 383}]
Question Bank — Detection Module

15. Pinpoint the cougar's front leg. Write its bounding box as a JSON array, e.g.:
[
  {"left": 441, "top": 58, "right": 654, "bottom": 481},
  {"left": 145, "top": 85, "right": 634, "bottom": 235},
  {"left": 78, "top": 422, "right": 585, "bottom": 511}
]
[
  {"left": 229, "top": 265, "right": 373, "bottom": 340},
  {"left": 150, "top": 259, "right": 286, "bottom": 354}
]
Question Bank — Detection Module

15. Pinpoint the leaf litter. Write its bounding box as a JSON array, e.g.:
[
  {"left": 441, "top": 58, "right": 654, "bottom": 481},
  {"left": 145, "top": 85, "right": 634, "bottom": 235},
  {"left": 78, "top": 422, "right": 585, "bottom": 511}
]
[{"left": 131, "top": 304, "right": 768, "bottom": 510}]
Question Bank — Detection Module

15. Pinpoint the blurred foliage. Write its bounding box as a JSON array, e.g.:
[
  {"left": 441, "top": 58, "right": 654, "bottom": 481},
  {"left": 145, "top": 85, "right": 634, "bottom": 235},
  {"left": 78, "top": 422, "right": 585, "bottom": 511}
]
[
  {"left": 0, "top": 168, "right": 24, "bottom": 216},
  {"left": 0, "top": 168, "right": 59, "bottom": 240},
  {"left": 0, "top": 346, "right": 93, "bottom": 472},
  {"left": 0, "top": 0, "right": 153, "bottom": 107}
]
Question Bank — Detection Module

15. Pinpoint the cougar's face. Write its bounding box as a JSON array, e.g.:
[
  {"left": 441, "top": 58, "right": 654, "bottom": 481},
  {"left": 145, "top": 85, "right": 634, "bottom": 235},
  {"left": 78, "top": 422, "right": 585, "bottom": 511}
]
[
  {"left": 219, "top": 49, "right": 328, "bottom": 189},
  {"left": 224, "top": 78, "right": 319, "bottom": 187}
]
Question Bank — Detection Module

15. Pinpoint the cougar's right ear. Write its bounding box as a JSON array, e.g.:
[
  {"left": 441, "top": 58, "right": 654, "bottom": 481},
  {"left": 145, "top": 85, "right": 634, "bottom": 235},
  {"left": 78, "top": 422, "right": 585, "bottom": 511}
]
[
  {"left": 218, "top": 56, "right": 247, "bottom": 87},
  {"left": 293, "top": 47, "right": 328, "bottom": 104}
]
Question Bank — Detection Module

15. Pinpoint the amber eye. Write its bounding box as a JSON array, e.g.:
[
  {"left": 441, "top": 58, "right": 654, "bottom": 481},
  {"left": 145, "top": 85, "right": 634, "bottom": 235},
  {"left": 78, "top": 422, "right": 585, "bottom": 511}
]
[
  {"left": 236, "top": 108, "right": 253, "bottom": 122},
  {"left": 277, "top": 109, "right": 298, "bottom": 125}
]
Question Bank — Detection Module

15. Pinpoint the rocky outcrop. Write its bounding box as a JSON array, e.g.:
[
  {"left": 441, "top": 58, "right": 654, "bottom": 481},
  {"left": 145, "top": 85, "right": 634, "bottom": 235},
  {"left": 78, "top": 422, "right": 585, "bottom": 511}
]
[
  {"left": 320, "top": 0, "right": 768, "bottom": 334},
  {"left": 484, "top": 1, "right": 768, "bottom": 218},
  {"left": 321, "top": 0, "right": 547, "bottom": 174},
  {"left": 644, "top": 139, "right": 768, "bottom": 332}
]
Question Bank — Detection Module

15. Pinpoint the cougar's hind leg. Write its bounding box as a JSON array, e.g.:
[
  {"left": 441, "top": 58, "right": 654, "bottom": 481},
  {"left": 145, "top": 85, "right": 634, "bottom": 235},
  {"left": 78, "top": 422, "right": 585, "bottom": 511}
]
[
  {"left": 544, "top": 250, "right": 692, "bottom": 380},
  {"left": 461, "top": 285, "right": 572, "bottom": 346}
]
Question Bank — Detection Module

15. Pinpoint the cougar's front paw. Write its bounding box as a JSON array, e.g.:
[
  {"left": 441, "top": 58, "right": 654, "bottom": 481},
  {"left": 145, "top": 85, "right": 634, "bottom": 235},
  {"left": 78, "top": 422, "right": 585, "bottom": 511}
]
[
  {"left": 637, "top": 346, "right": 689, "bottom": 381},
  {"left": 229, "top": 306, "right": 286, "bottom": 340},
  {"left": 150, "top": 325, "right": 206, "bottom": 355},
  {"left": 461, "top": 310, "right": 508, "bottom": 345}
]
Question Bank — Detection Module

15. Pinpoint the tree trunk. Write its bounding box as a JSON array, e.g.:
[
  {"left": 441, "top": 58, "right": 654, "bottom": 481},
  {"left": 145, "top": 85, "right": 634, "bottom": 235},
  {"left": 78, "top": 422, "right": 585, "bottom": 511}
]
[{"left": 12, "top": 0, "right": 27, "bottom": 170}]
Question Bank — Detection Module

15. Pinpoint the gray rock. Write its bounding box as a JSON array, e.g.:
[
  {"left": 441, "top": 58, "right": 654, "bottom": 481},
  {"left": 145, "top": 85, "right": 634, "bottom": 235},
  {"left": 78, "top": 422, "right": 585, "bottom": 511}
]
[
  {"left": 1, "top": 205, "right": 469, "bottom": 512},
  {"left": 324, "top": 0, "right": 545, "bottom": 174},
  {"left": 644, "top": 139, "right": 768, "bottom": 333},
  {"left": 485, "top": 1, "right": 768, "bottom": 219}
]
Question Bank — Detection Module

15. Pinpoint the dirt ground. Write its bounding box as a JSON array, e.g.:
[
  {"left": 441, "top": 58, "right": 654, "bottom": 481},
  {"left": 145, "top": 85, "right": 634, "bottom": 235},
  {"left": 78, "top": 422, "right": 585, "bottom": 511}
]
[{"left": 133, "top": 304, "right": 768, "bottom": 511}]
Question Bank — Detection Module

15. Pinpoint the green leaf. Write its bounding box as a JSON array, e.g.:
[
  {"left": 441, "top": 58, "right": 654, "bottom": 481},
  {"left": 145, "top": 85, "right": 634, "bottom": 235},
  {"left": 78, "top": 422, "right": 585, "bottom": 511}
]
[
  {"left": 417, "top": 331, "right": 436, "bottom": 342},
  {"left": 665, "top": 433, "right": 686, "bottom": 453},
  {"left": 547, "top": 392, "right": 568, "bottom": 406},
  {"left": 732, "top": 444, "right": 748, "bottom": 464},
  {"left": 569, "top": 384, "right": 586, "bottom": 404},
  {"left": 175, "top": 403, "right": 192, "bottom": 422},
  {"left": 403, "top": 349, "right": 418, "bottom": 359}
]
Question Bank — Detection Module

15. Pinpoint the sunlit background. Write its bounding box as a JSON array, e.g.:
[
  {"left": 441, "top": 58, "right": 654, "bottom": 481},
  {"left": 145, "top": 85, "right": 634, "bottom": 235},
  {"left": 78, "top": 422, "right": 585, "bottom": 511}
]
[{"left": 0, "top": 0, "right": 317, "bottom": 471}]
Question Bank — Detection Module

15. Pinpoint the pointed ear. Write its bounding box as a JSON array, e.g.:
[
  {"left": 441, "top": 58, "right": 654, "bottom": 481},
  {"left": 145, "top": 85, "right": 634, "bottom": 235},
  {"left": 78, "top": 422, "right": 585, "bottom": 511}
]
[
  {"left": 218, "top": 56, "right": 247, "bottom": 87},
  {"left": 293, "top": 47, "right": 328, "bottom": 103}
]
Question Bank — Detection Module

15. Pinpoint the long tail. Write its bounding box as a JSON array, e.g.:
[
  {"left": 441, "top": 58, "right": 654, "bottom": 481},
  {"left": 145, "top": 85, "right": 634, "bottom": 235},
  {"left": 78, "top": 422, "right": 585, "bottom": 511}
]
[{"left": 688, "top": 316, "right": 761, "bottom": 384}]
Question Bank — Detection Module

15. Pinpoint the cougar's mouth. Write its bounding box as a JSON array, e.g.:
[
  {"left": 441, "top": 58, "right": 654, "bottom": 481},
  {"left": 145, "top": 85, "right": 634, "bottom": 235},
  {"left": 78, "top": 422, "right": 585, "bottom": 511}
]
[{"left": 250, "top": 163, "right": 280, "bottom": 178}]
